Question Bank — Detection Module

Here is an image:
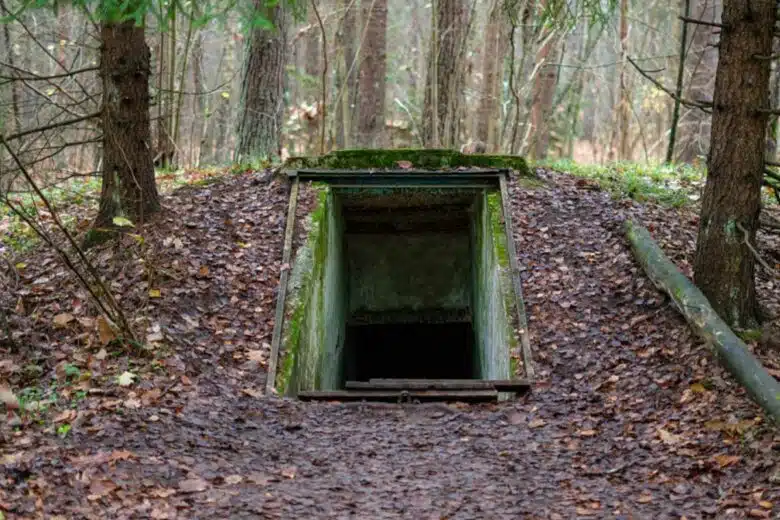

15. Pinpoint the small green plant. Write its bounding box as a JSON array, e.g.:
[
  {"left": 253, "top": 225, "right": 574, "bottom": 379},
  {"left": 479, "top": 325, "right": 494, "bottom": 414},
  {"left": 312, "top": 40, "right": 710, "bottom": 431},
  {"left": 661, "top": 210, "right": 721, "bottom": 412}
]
[
  {"left": 63, "top": 364, "right": 81, "bottom": 380},
  {"left": 56, "top": 423, "right": 71, "bottom": 438},
  {"left": 541, "top": 159, "right": 706, "bottom": 207}
]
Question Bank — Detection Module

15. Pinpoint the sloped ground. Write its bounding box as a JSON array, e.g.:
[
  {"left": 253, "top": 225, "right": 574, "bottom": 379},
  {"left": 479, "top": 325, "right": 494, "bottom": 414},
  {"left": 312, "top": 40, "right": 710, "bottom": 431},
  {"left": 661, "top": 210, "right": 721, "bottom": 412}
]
[{"left": 1, "top": 169, "right": 779, "bottom": 519}]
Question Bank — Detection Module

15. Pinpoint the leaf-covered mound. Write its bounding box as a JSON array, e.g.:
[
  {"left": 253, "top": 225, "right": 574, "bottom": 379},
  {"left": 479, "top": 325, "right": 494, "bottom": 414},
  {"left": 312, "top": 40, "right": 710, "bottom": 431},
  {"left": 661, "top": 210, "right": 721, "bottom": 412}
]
[{"left": 0, "top": 167, "right": 778, "bottom": 518}]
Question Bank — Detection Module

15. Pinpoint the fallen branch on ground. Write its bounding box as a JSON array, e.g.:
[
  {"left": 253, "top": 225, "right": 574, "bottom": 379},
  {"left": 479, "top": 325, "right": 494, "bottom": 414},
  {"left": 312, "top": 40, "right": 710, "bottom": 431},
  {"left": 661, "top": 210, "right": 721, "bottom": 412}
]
[{"left": 625, "top": 220, "right": 780, "bottom": 423}]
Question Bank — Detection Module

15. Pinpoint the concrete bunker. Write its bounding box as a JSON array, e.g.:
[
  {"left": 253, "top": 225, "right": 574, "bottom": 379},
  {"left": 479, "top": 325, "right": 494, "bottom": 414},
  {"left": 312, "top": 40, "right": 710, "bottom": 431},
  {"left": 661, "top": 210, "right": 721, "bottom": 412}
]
[{"left": 267, "top": 150, "right": 534, "bottom": 402}]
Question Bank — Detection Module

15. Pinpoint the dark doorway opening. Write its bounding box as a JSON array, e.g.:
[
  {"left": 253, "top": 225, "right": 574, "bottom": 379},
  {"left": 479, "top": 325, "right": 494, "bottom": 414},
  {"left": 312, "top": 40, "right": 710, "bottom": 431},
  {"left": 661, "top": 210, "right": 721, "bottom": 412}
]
[{"left": 344, "top": 322, "right": 477, "bottom": 381}]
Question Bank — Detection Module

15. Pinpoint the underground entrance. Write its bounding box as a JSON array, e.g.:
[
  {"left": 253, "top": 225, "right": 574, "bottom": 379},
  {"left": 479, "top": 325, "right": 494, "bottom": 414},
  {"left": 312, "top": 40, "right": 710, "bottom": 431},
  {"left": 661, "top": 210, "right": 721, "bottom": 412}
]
[{"left": 266, "top": 150, "right": 534, "bottom": 402}]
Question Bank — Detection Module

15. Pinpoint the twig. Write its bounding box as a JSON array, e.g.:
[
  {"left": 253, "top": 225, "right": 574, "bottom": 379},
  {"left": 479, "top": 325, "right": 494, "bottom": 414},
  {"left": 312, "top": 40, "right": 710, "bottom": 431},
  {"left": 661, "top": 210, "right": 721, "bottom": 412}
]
[
  {"left": 627, "top": 56, "right": 712, "bottom": 113},
  {"left": 2, "top": 112, "right": 101, "bottom": 142},
  {"left": 736, "top": 222, "right": 778, "bottom": 277},
  {"left": 0, "top": 136, "right": 137, "bottom": 341},
  {"left": 0, "top": 63, "right": 99, "bottom": 81},
  {"left": 678, "top": 15, "right": 726, "bottom": 29}
]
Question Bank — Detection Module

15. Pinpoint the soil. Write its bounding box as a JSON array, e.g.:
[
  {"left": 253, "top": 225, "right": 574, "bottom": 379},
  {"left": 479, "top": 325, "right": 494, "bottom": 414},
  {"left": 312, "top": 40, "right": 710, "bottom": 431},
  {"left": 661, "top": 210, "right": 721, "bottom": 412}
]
[{"left": 1, "top": 168, "right": 778, "bottom": 519}]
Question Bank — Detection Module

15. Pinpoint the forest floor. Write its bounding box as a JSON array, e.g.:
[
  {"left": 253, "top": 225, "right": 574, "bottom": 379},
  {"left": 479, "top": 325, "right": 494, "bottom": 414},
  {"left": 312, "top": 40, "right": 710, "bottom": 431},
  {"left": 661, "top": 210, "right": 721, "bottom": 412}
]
[{"left": 1, "top": 167, "right": 780, "bottom": 519}]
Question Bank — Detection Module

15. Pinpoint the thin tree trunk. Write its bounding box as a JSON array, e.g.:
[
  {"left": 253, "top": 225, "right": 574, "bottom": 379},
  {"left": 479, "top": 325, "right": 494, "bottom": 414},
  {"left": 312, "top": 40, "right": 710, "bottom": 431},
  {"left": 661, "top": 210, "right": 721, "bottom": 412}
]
[
  {"left": 236, "top": 2, "right": 288, "bottom": 161},
  {"left": 693, "top": 0, "right": 774, "bottom": 329},
  {"left": 666, "top": 0, "right": 691, "bottom": 163},
  {"left": 0, "top": 0, "right": 21, "bottom": 134},
  {"left": 422, "top": 0, "right": 469, "bottom": 148},
  {"left": 616, "top": 0, "right": 631, "bottom": 160},
  {"left": 92, "top": 20, "right": 160, "bottom": 231},
  {"left": 190, "top": 31, "right": 206, "bottom": 167},
  {"left": 355, "top": 0, "right": 387, "bottom": 148},
  {"left": 530, "top": 34, "right": 557, "bottom": 159},
  {"left": 476, "top": 0, "right": 506, "bottom": 152},
  {"left": 678, "top": 0, "right": 720, "bottom": 163}
]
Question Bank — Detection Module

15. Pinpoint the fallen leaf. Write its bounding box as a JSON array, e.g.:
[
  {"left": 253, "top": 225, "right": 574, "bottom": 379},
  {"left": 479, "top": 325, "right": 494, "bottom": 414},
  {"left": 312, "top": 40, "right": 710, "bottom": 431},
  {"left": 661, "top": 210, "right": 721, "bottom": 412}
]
[
  {"left": 528, "top": 419, "right": 546, "bottom": 428},
  {"left": 53, "top": 313, "right": 74, "bottom": 327},
  {"left": 147, "top": 331, "right": 164, "bottom": 343},
  {"left": 242, "top": 388, "right": 262, "bottom": 398},
  {"left": 149, "top": 289, "right": 162, "bottom": 298},
  {"left": 178, "top": 478, "right": 209, "bottom": 493},
  {"left": 225, "top": 475, "right": 243, "bottom": 485},
  {"left": 97, "top": 316, "right": 116, "bottom": 345},
  {"left": 578, "top": 429, "right": 598, "bottom": 437},
  {"left": 198, "top": 265, "right": 209, "bottom": 276},
  {"left": 758, "top": 500, "right": 772, "bottom": 509},
  {"left": 657, "top": 428, "right": 682, "bottom": 445},
  {"left": 637, "top": 492, "right": 653, "bottom": 504},
  {"left": 713, "top": 454, "right": 741, "bottom": 469},
  {"left": 88, "top": 479, "right": 117, "bottom": 499},
  {"left": 53, "top": 410, "right": 76, "bottom": 423},
  {"left": 748, "top": 510, "right": 770, "bottom": 518},
  {"left": 0, "top": 386, "right": 19, "bottom": 409},
  {"left": 247, "top": 350, "right": 265, "bottom": 362},
  {"left": 117, "top": 371, "right": 136, "bottom": 387},
  {"left": 281, "top": 467, "right": 296, "bottom": 480},
  {"left": 396, "top": 160, "right": 413, "bottom": 169},
  {"left": 95, "top": 348, "right": 108, "bottom": 361}
]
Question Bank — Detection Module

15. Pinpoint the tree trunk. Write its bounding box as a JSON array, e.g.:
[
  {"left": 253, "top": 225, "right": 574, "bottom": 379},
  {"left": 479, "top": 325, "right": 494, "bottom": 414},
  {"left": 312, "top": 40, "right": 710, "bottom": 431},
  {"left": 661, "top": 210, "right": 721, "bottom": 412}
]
[
  {"left": 693, "top": 0, "right": 774, "bottom": 329},
  {"left": 0, "top": 0, "right": 21, "bottom": 134},
  {"left": 615, "top": 0, "right": 631, "bottom": 160},
  {"left": 422, "top": 0, "right": 470, "bottom": 148},
  {"left": 678, "top": 0, "right": 720, "bottom": 163},
  {"left": 355, "top": 0, "right": 387, "bottom": 148},
  {"left": 476, "top": 0, "right": 506, "bottom": 152},
  {"left": 335, "top": 0, "right": 359, "bottom": 149},
  {"left": 92, "top": 20, "right": 159, "bottom": 230},
  {"left": 529, "top": 1, "right": 557, "bottom": 160},
  {"left": 627, "top": 221, "right": 780, "bottom": 423},
  {"left": 236, "top": 2, "right": 287, "bottom": 162}
]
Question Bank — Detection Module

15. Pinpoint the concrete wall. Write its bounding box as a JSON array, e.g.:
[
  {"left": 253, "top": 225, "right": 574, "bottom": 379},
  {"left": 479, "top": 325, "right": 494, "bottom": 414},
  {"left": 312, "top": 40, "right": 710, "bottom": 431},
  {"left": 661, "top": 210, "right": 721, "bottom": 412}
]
[
  {"left": 346, "top": 233, "right": 471, "bottom": 313},
  {"left": 280, "top": 186, "right": 517, "bottom": 393},
  {"left": 470, "top": 192, "right": 514, "bottom": 380},
  {"left": 280, "top": 188, "right": 348, "bottom": 394}
]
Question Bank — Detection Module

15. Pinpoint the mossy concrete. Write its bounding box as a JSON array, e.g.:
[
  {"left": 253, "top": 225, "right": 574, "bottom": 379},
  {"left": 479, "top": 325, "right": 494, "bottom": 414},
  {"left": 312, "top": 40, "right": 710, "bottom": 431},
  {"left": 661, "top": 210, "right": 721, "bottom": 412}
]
[
  {"left": 277, "top": 181, "right": 522, "bottom": 394},
  {"left": 278, "top": 187, "right": 348, "bottom": 395},
  {"left": 284, "top": 148, "right": 531, "bottom": 176},
  {"left": 471, "top": 192, "right": 515, "bottom": 380}
]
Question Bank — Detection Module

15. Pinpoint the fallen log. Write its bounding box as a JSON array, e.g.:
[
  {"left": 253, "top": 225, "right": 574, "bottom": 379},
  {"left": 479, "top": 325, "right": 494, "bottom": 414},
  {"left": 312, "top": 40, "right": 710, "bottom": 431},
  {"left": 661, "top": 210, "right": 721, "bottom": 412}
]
[{"left": 625, "top": 220, "right": 780, "bottom": 423}]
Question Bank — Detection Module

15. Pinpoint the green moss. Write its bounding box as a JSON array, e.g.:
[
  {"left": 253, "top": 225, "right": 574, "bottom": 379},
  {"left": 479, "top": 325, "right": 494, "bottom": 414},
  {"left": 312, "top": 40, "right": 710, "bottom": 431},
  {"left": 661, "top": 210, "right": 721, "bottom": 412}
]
[
  {"left": 276, "top": 186, "right": 330, "bottom": 395},
  {"left": 486, "top": 192, "right": 520, "bottom": 353},
  {"left": 284, "top": 149, "right": 531, "bottom": 176},
  {"left": 736, "top": 328, "right": 762, "bottom": 342}
]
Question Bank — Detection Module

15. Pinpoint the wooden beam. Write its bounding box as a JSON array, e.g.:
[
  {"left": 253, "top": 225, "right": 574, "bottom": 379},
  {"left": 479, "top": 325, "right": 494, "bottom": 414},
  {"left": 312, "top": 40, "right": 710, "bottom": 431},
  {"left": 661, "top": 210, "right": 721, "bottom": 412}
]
[
  {"left": 499, "top": 174, "right": 535, "bottom": 379},
  {"left": 265, "top": 177, "right": 300, "bottom": 394},
  {"left": 347, "top": 379, "right": 531, "bottom": 393},
  {"left": 298, "top": 389, "right": 499, "bottom": 402}
]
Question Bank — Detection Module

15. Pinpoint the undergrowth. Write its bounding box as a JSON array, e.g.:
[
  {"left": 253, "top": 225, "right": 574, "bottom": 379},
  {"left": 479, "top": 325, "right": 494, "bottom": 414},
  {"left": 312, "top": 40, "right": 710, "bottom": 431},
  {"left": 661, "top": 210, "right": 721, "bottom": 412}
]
[
  {"left": 1, "top": 165, "right": 253, "bottom": 255},
  {"left": 542, "top": 159, "right": 706, "bottom": 207}
]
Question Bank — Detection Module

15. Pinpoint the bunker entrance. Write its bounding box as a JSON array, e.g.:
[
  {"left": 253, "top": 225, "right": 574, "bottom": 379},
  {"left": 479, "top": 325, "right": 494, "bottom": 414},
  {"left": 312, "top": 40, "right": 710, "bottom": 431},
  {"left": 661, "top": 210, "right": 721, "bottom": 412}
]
[
  {"left": 341, "top": 192, "right": 477, "bottom": 382},
  {"left": 268, "top": 157, "right": 533, "bottom": 403}
]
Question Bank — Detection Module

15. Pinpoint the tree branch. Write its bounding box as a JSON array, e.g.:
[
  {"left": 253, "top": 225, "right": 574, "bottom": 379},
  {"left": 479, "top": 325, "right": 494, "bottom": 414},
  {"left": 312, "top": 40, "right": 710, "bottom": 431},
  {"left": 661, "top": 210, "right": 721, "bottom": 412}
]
[
  {"left": 0, "top": 62, "right": 99, "bottom": 81},
  {"left": 678, "top": 15, "right": 726, "bottom": 29},
  {"left": 1, "top": 111, "right": 100, "bottom": 142},
  {"left": 627, "top": 56, "right": 712, "bottom": 113}
]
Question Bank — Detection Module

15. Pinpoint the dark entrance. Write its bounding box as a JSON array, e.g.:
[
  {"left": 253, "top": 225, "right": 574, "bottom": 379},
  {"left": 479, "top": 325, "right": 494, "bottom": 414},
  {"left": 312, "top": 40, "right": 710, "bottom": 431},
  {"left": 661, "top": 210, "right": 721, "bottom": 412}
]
[{"left": 344, "top": 322, "right": 476, "bottom": 381}]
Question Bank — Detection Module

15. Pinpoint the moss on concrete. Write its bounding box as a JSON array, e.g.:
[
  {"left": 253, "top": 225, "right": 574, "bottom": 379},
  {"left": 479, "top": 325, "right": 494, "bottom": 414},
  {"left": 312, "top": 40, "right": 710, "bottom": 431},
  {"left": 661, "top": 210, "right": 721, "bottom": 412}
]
[
  {"left": 284, "top": 148, "right": 531, "bottom": 176},
  {"left": 276, "top": 187, "right": 329, "bottom": 395}
]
